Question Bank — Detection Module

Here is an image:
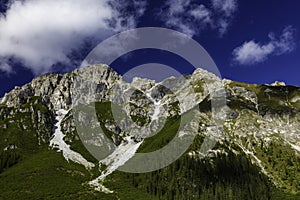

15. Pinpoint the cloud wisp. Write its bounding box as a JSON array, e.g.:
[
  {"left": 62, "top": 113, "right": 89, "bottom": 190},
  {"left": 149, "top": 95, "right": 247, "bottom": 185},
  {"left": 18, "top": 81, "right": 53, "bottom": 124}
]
[
  {"left": 160, "top": 0, "right": 238, "bottom": 37},
  {"left": 0, "top": 0, "right": 146, "bottom": 75},
  {"left": 232, "top": 26, "right": 297, "bottom": 65}
]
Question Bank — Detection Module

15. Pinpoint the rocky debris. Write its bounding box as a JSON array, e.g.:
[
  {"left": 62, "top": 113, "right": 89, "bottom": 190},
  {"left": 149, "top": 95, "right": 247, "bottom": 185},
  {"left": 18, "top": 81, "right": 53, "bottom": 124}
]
[{"left": 0, "top": 64, "right": 300, "bottom": 193}]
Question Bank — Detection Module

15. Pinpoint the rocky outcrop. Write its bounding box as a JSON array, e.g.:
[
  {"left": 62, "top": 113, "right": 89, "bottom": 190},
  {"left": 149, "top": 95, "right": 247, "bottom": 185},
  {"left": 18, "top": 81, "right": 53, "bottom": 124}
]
[
  {"left": 0, "top": 64, "right": 300, "bottom": 193},
  {"left": 0, "top": 64, "right": 120, "bottom": 111}
]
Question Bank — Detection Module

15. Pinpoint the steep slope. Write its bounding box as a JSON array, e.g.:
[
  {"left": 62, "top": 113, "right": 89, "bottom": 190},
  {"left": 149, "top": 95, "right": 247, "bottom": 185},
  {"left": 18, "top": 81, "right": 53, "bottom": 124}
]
[{"left": 0, "top": 64, "right": 299, "bottom": 199}]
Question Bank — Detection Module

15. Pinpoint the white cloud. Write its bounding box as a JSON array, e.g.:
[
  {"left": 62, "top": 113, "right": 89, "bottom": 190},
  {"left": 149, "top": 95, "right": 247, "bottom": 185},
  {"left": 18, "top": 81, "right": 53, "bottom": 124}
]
[
  {"left": 190, "top": 5, "right": 212, "bottom": 23},
  {"left": 0, "top": 60, "right": 13, "bottom": 74},
  {"left": 232, "top": 41, "right": 275, "bottom": 65},
  {"left": 271, "top": 26, "right": 297, "bottom": 55},
  {"left": 161, "top": 0, "right": 237, "bottom": 37},
  {"left": 0, "top": 0, "right": 146, "bottom": 75},
  {"left": 233, "top": 26, "right": 296, "bottom": 65},
  {"left": 211, "top": 0, "right": 237, "bottom": 17},
  {"left": 211, "top": 0, "right": 237, "bottom": 35}
]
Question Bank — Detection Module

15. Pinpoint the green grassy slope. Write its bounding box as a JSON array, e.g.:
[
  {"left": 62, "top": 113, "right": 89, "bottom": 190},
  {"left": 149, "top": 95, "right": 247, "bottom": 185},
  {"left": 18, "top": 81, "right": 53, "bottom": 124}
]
[{"left": 0, "top": 101, "right": 299, "bottom": 199}]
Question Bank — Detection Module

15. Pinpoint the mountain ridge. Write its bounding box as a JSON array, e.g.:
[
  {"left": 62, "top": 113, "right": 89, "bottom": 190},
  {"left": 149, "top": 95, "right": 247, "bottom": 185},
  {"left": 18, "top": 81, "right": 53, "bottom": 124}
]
[{"left": 0, "top": 64, "right": 299, "bottom": 199}]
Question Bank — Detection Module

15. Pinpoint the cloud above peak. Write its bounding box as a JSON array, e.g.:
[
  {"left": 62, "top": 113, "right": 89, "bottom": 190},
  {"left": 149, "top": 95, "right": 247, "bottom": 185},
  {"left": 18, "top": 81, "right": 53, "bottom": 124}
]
[
  {"left": 0, "top": 0, "right": 239, "bottom": 75},
  {"left": 233, "top": 26, "right": 297, "bottom": 65},
  {"left": 161, "top": 0, "right": 238, "bottom": 37},
  {"left": 0, "top": 0, "right": 146, "bottom": 75}
]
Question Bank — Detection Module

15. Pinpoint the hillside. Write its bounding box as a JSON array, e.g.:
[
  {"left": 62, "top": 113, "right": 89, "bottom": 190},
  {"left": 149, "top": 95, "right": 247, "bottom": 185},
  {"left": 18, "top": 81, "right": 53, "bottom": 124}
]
[{"left": 0, "top": 64, "right": 299, "bottom": 199}]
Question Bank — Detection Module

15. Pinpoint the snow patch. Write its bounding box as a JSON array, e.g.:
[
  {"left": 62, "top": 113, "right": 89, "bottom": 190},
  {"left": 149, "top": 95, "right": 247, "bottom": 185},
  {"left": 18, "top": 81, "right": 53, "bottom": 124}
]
[{"left": 50, "top": 109, "right": 95, "bottom": 170}]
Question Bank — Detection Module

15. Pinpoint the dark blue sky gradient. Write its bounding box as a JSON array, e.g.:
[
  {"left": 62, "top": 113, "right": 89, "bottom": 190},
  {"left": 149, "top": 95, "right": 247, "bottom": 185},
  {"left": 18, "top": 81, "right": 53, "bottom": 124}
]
[
  {"left": 110, "top": 49, "right": 195, "bottom": 76},
  {"left": 0, "top": 0, "right": 300, "bottom": 97}
]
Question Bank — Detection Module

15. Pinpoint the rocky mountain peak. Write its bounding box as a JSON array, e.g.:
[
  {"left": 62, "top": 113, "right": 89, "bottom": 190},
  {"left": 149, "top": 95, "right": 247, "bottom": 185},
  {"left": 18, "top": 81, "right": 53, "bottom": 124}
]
[
  {"left": 0, "top": 64, "right": 300, "bottom": 196},
  {"left": 0, "top": 64, "right": 119, "bottom": 111}
]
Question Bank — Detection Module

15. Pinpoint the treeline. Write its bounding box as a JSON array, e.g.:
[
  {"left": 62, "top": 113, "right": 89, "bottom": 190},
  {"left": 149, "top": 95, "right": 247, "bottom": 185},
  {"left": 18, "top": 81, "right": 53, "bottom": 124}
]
[{"left": 127, "top": 152, "right": 272, "bottom": 200}]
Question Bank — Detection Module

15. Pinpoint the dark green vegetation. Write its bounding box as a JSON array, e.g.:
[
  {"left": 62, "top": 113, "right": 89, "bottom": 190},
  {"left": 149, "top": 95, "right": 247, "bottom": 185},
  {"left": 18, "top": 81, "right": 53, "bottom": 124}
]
[
  {"left": 0, "top": 147, "right": 116, "bottom": 200},
  {"left": 0, "top": 149, "right": 20, "bottom": 173},
  {"left": 0, "top": 97, "right": 53, "bottom": 172},
  {"left": 92, "top": 94, "right": 299, "bottom": 199},
  {"left": 137, "top": 116, "right": 180, "bottom": 153},
  {"left": 104, "top": 135, "right": 300, "bottom": 200},
  {"left": 228, "top": 81, "right": 300, "bottom": 116},
  {"left": 0, "top": 97, "right": 299, "bottom": 199},
  {"left": 253, "top": 137, "right": 300, "bottom": 193},
  {"left": 0, "top": 101, "right": 114, "bottom": 199},
  {"left": 95, "top": 101, "right": 124, "bottom": 142},
  {"left": 111, "top": 151, "right": 272, "bottom": 200}
]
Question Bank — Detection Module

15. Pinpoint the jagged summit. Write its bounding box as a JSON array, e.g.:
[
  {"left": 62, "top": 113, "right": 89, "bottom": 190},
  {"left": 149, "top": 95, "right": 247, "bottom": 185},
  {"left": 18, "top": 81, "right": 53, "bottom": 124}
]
[
  {"left": 0, "top": 64, "right": 300, "bottom": 197},
  {"left": 0, "top": 64, "right": 221, "bottom": 111},
  {"left": 1, "top": 64, "right": 115, "bottom": 110}
]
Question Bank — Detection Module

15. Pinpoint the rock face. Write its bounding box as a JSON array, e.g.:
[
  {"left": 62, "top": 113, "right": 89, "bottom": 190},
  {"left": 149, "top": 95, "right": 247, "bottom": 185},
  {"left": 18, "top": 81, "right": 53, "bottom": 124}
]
[
  {"left": 0, "top": 64, "right": 300, "bottom": 194},
  {"left": 0, "top": 65, "right": 120, "bottom": 111},
  {"left": 2, "top": 73, "right": 71, "bottom": 110}
]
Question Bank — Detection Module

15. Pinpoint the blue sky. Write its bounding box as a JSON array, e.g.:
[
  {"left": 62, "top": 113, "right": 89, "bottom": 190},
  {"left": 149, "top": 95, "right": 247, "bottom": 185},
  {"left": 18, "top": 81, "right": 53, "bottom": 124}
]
[{"left": 0, "top": 0, "right": 299, "bottom": 97}]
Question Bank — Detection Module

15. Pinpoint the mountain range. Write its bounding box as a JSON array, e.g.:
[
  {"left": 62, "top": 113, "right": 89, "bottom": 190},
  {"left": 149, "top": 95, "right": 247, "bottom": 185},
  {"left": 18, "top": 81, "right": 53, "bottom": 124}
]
[{"left": 0, "top": 64, "right": 299, "bottom": 199}]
